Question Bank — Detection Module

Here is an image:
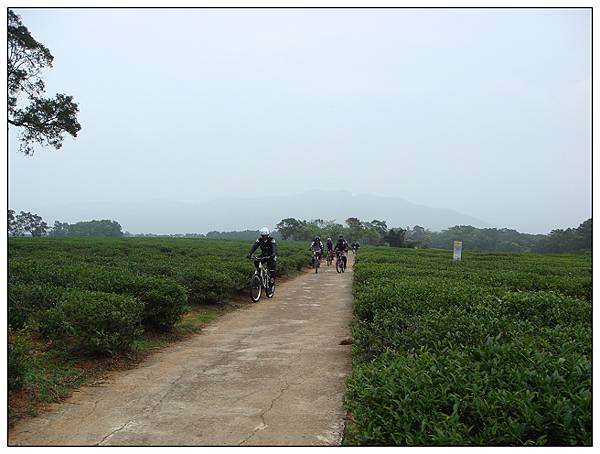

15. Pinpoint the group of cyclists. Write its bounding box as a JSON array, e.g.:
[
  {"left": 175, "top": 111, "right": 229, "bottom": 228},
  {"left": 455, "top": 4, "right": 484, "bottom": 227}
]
[
  {"left": 246, "top": 227, "right": 360, "bottom": 287},
  {"left": 309, "top": 235, "right": 360, "bottom": 268}
]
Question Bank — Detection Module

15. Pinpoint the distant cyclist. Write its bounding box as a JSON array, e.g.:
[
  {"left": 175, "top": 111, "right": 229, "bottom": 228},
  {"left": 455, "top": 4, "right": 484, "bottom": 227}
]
[
  {"left": 334, "top": 235, "right": 350, "bottom": 268},
  {"left": 247, "top": 227, "right": 277, "bottom": 285},
  {"left": 351, "top": 241, "right": 361, "bottom": 253},
  {"left": 309, "top": 235, "right": 324, "bottom": 261},
  {"left": 326, "top": 237, "right": 334, "bottom": 254}
]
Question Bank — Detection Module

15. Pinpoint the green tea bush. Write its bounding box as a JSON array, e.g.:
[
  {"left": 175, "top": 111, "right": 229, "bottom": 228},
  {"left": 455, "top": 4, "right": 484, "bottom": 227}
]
[
  {"left": 40, "top": 290, "right": 144, "bottom": 355},
  {"left": 346, "top": 340, "right": 592, "bottom": 446},
  {"left": 9, "top": 259, "right": 188, "bottom": 330},
  {"left": 347, "top": 246, "right": 592, "bottom": 446},
  {"left": 495, "top": 291, "right": 591, "bottom": 328},
  {"left": 182, "top": 268, "right": 236, "bottom": 305},
  {"left": 134, "top": 277, "right": 189, "bottom": 329},
  {"left": 8, "top": 283, "right": 65, "bottom": 328},
  {"left": 8, "top": 327, "right": 33, "bottom": 391}
]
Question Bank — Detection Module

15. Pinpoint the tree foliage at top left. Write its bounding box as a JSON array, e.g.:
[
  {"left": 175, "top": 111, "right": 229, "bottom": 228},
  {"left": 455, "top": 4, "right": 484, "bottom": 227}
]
[{"left": 8, "top": 9, "right": 81, "bottom": 155}]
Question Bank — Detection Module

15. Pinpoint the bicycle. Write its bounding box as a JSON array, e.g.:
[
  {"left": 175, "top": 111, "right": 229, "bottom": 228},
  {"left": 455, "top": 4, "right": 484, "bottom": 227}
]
[
  {"left": 326, "top": 249, "right": 334, "bottom": 266},
  {"left": 248, "top": 255, "right": 275, "bottom": 302},
  {"left": 311, "top": 250, "right": 321, "bottom": 274},
  {"left": 336, "top": 250, "right": 347, "bottom": 273}
]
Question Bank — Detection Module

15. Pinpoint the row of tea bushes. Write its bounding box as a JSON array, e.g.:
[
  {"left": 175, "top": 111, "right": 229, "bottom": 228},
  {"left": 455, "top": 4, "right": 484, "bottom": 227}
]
[
  {"left": 345, "top": 247, "right": 592, "bottom": 446},
  {"left": 8, "top": 261, "right": 188, "bottom": 330},
  {"left": 9, "top": 238, "right": 310, "bottom": 300},
  {"left": 9, "top": 237, "right": 309, "bottom": 330}
]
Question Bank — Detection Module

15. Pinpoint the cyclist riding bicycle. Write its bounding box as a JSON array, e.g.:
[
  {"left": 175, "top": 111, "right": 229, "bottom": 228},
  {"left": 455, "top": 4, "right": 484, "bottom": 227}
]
[
  {"left": 309, "top": 235, "right": 324, "bottom": 261},
  {"left": 326, "top": 237, "right": 334, "bottom": 253},
  {"left": 334, "top": 235, "right": 350, "bottom": 268},
  {"left": 247, "top": 227, "right": 277, "bottom": 285},
  {"left": 325, "top": 237, "right": 334, "bottom": 264},
  {"left": 351, "top": 241, "right": 361, "bottom": 252}
]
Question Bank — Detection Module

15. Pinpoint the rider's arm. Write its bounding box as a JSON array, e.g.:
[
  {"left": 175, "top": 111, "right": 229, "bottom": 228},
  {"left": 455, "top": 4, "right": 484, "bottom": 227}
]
[
  {"left": 271, "top": 239, "right": 278, "bottom": 257},
  {"left": 247, "top": 240, "right": 260, "bottom": 257}
]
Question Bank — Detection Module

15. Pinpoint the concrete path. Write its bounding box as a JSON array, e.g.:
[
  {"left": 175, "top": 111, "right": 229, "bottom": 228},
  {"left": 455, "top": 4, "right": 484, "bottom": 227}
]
[{"left": 9, "top": 256, "right": 354, "bottom": 446}]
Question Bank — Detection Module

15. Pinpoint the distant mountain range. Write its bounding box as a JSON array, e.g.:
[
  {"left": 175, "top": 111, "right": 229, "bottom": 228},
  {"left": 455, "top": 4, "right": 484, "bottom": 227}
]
[{"left": 45, "top": 190, "right": 492, "bottom": 234}]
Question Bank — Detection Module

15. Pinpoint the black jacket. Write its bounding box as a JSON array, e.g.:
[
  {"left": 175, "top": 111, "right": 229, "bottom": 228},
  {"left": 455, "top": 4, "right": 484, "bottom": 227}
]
[
  {"left": 334, "top": 239, "right": 349, "bottom": 252},
  {"left": 248, "top": 236, "right": 277, "bottom": 257}
]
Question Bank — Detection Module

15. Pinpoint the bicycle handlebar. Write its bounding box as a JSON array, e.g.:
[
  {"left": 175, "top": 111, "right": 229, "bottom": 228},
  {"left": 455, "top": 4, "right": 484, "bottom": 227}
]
[{"left": 248, "top": 255, "right": 271, "bottom": 261}]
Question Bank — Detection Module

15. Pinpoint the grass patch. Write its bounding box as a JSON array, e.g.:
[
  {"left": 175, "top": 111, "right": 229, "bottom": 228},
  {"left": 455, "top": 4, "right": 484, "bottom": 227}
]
[{"left": 175, "top": 305, "right": 223, "bottom": 334}]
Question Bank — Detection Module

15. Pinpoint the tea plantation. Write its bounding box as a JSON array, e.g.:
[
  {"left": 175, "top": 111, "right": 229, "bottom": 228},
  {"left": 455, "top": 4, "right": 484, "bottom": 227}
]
[
  {"left": 8, "top": 237, "right": 309, "bottom": 389},
  {"left": 345, "top": 247, "right": 592, "bottom": 446}
]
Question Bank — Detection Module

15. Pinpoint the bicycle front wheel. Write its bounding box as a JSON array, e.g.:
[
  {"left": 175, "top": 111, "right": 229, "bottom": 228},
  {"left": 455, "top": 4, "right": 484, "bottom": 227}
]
[
  {"left": 336, "top": 258, "right": 342, "bottom": 273},
  {"left": 251, "top": 274, "right": 262, "bottom": 302}
]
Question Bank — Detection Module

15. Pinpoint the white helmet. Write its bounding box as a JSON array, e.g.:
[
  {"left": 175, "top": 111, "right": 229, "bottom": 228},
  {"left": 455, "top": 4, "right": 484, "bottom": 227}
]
[{"left": 260, "top": 227, "right": 270, "bottom": 236}]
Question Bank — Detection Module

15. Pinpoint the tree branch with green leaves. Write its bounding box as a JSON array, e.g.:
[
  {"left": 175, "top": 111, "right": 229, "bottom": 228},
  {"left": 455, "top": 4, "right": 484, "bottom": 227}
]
[{"left": 8, "top": 9, "right": 81, "bottom": 155}]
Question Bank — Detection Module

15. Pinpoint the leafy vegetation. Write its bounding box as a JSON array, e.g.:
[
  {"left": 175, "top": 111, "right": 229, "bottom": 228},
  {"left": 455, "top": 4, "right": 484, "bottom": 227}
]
[
  {"left": 8, "top": 9, "right": 80, "bottom": 155},
  {"left": 345, "top": 247, "right": 591, "bottom": 446},
  {"left": 40, "top": 290, "right": 145, "bottom": 355},
  {"left": 7, "top": 210, "right": 49, "bottom": 237}
]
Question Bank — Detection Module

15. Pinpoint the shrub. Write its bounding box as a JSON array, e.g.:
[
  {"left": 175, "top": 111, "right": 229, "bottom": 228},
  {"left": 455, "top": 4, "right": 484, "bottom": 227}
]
[
  {"left": 346, "top": 340, "right": 592, "bottom": 446},
  {"left": 495, "top": 291, "right": 591, "bottom": 328},
  {"left": 40, "top": 290, "right": 144, "bottom": 355},
  {"left": 8, "top": 283, "right": 65, "bottom": 328},
  {"left": 9, "top": 259, "right": 188, "bottom": 331},
  {"left": 8, "top": 327, "right": 33, "bottom": 391},
  {"left": 182, "top": 268, "right": 235, "bottom": 305},
  {"left": 134, "top": 277, "right": 189, "bottom": 329},
  {"left": 347, "top": 246, "right": 592, "bottom": 446}
]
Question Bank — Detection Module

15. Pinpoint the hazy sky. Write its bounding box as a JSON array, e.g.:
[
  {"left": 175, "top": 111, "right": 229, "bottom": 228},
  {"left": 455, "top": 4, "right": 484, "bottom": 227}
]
[{"left": 7, "top": 8, "right": 591, "bottom": 234}]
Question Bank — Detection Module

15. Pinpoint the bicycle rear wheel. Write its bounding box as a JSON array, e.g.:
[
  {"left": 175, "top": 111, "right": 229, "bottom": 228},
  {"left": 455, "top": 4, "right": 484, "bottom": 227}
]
[{"left": 251, "top": 274, "right": 262, "bottom": 302}]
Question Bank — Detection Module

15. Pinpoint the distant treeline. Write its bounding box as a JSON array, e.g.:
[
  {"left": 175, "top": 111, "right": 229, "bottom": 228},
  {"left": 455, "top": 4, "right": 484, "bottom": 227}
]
[
  {"left": 8, "top": 210, "right": 123, "bottom": 238},
  {"left": 7, "top": 209, "right": 591, "bottom": 254},
  {"left": 274, "top": 217, "right": 592, "bottom": 254},
  {"left": 430, "top": 222, "right": 592, "bottom": 254}
]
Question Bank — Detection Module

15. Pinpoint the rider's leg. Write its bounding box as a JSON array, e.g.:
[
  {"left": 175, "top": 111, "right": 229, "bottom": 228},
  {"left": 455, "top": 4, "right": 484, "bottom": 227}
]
[{"left": 267, "top": 258, "right": 276, "bottom": 283}]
